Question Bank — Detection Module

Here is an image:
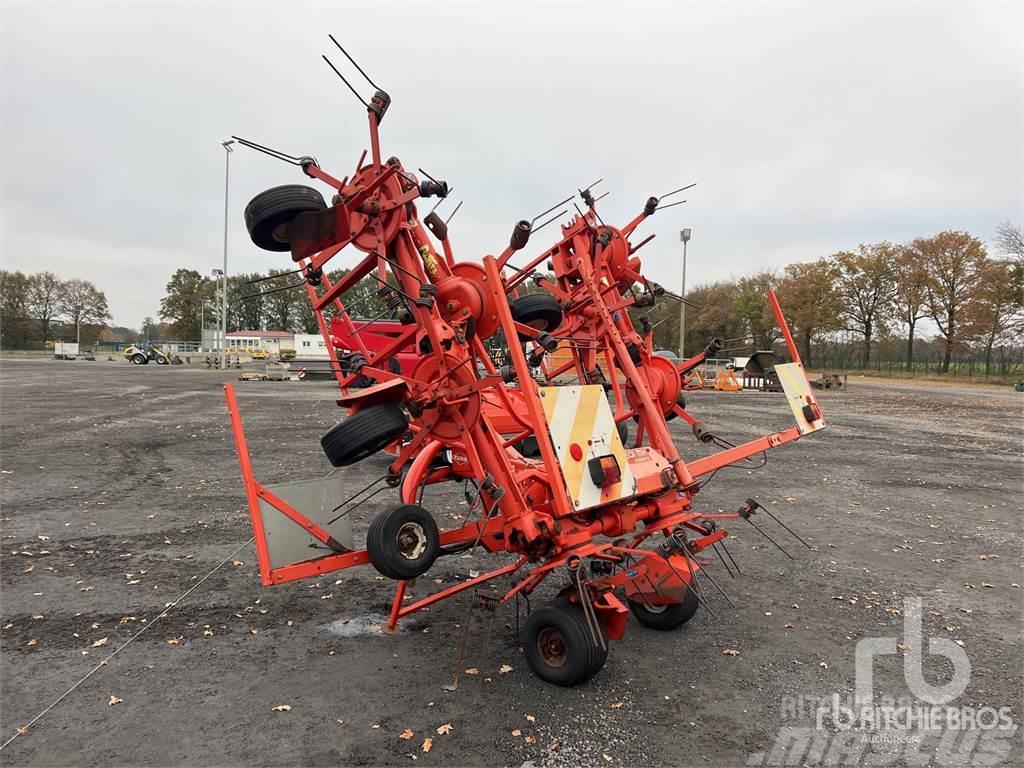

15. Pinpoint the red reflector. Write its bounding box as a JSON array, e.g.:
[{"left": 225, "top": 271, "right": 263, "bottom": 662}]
[
  {"left": 600, "top": 456, "right": 621, "bottom": 485},
  {"left": 569, "top": 443, "right": 583, "bottom": 461}
]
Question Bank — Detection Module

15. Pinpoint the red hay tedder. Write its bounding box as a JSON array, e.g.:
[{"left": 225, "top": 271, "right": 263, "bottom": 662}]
[{"left": 226, "top": 40, "right": 826, "bottom": 686}]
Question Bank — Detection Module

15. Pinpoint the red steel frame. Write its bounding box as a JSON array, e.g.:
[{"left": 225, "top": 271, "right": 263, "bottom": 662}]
[{"left": 227, "top": 77, "right": 826, "bottom": 635}]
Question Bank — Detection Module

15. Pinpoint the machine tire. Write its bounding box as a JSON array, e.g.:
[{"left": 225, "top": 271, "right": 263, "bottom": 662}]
[
  {"left": 665, "top": 393, "right": 686, "bottom": 422},
  {"left": 510, "top": 294, "right": 563, "bottom": 340},
  {"left": 628, "top": 587, "right": 699, "bottom": 630},
  {"left": 522, "top": 603, "right": 605, "bottom": 686},
  {"left": 616, "top": 420, "right": 629, "bottom": 446},
  {"left": 366, "top": 504, "right": 440, "bottom": 580},
  {"left": 244, "top": 185, "right": 327, "bottom": 252},
  {"left": 320, "top": 404, "right": 408, "bottom": 466},
  {"left": 130, "top": 353, "right": 147, "bottom": 365}
]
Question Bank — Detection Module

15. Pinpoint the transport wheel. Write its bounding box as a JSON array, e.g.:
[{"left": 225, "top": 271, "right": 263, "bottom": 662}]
[
  {"left": 320, "top": 404, "right": 408, "bottom": 466},
  {"left": 244, "top": 185, "right": 327, "bottom": 252},
  {"left": 366, "top": 504, "right": 440, "bottom": 580},
  {"left": 522, "top": 604, "right": 605, "bottom": 686},
  {"left": 510, "top": 294, "right": 563, "bottom": 340},
  {"left": 628, "top": 587, "right": 699, "bottom": 630},
  {"left": 616, "top": 420, "right": 629, "bottom": 446},
  {"left": 665, "top": 393, "right": 686, "bottom": 422},
  {"left": 130, "top": 353, "right": 147, "bottom": 365}
]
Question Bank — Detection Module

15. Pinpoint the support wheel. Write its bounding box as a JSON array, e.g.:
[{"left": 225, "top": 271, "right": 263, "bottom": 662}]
[
  {"left": 130, "top": 353, "right": 147, "bottom": 365},
  {"left": 522, "top": 603, "right": 606, "bottom": 686},
  {"left": 320, "top": 403, "right": 408, "bottom": 466},
  {"left": 628, "top": 587, "right": 699, "bottom": 630},
  {"left": 244, "top": 185, "right": 327, "bottom": 252},
  {"left": 366, "top": 504, "right": 440, "bottom": 580},
  {"left": 510, "top": 294, "right": 563, "bottom": 340}
]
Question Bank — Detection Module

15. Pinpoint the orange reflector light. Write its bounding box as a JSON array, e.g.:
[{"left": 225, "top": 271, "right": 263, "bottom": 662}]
[{"left": 587, "top": 454, "right": 621, "bottom": 487}]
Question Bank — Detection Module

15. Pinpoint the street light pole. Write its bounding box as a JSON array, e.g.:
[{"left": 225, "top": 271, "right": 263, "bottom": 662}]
[
  {"left": 679, "top": 228, "right": 691, "bottom": 358},
  {"left": 74, "top": 303, "right": 82, "bottom": 346},
  {"left": 221, "top": 139, "right": 235, "bottom": 370}
]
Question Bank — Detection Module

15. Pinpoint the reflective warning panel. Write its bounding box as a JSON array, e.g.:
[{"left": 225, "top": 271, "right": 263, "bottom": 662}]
[
  {"left": 259, "top": 475, "right": 355, "bottom": 570},
  {"left": 538, "top": 385, "right": 636, "bottom": 511},
  {"left": 775, "top": 362, "right": 826, "bottom": 435}
]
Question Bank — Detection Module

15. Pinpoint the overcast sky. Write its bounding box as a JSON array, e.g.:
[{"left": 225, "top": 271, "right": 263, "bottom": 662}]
[{"left": 2, "top": 1, "right": 1021, "bottom": 329}]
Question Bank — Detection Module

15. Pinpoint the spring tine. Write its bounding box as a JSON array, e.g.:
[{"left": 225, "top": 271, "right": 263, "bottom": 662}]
[
  {"left": 581, "top": 178, "right": 603, "bottom": 193},
  {"left": 593, "top": 191, "right": 610, "bottom": 204},
  {"left": 246, "top": 268, "right": 304, "bottom": 284},
  {"left": 660, "top": 182, "right": 697, "bottom": 200},
  {"left": 442, "top": 599, "right": 478, "bottom": 691},
  {"left": 429, "top": 188, "right": 454, "bottom": 214},
  {"left": 668, "top": 553, "right": 715, "bottom": 618},
  {"left": 322, "top": 55, "right": 370, "bottom": 108},
  {"left": 759, "top": 507, "right": 813, "bottom": 549},
  {"left": 533, "top": 209, "right": 568, "bottom": 234},
  {"left": 744, "top": 516, "right": 794, "bottom": 560},
  {"left": 444, "top": 201, "right": 463, "bottom": 225},
  {"left": 478, "top": 604, "right": 496, "bottom": 692},
  {"left": 719, "top": 539, "right": 743, "bottom": 574},
  {"left": 531, "top": 194, "right": 575, "bottom": 226},
  {"left": 711, "top": 542, "right": 736, "bottom": 579},
  {"left": 328, "top": 34, "right": 384, "bottom": 92},
  {"left": 690, "top": 553, "right": 736, "bottom": 608},
  {"left": 655, "top": 199, "right": 687, "bottom": 212}
]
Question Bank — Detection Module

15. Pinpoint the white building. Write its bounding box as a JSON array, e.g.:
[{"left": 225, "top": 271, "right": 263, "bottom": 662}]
[
  {"left": 293, "top": 333, "right": 331, "bottom": 359},
  {"left": 200, "top": 329, "right": 294, "bottom": 354}
]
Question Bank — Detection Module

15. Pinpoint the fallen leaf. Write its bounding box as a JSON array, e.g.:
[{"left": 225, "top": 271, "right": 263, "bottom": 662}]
[
  {"left": 92, "top": 637, "right": 108, "bottom": 647},
  {"left": 166, "top": 636, "right": 182, "bottom": 645},
  {"left": 603, "top": 753, "right": 613, "bottom": 763},
  {"left": 271, "top": 704, "right": 292, "bottom": 712},
  {"left": 610, "top": 702, "right": 624, "bottom": 709},
  {"left": 525, "top": 714, "right": 535, "bottom": 723},
  {"left": 422, "top": 738, "right": 433, "bottom": 753},
  {"left": 436, "top": 723, "right": 453, "bottom": 735},
  {"left": 499, "top": 664, "right": 513, "bottom": 674},
  {"left": 524, "top": 736, "right": 536, "bottom": 744},
  {"left": 232, "top": 560, "right": 244, "bottom": 566},
  {"left": 400, "top": 728, "right": 414, "bottom": 740},
  {"left": 109, "top": 695, "right": 122, "bottom": 706},
  {"left": 464, "top": 668, "right": 479, "bottom": 675},
  {"left": 784, "top": 623, "right": 795, "bottom": 629},
  {"left": 512, "top": 729, "right": 522, "bottom": 737},
  {"left": 897, "top": 642, "right": 910, "bottom": 650},
  {"left": 26, "top": 639, "right": 37, "bottom": 647},
  {"left": 16, "top": 727, "right": 28, "bottom": 736},
  {"left": 819, "top": 661, "right": 828, "bottom": 668},
  {"left": 722, "top": 648, "right": 740, "bottom": 656}
]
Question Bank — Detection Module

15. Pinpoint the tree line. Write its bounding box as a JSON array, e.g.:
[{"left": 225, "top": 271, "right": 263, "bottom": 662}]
[
  {"left": 638, "top": 224, "right": 1023, "bottom": 375},
  {"left": 0, "top": 271, "right": 113, "bottom": 349}
]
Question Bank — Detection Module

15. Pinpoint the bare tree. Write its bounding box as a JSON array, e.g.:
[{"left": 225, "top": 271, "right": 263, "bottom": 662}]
[
  {"left": 27, "top": 271, "right": 64, "bottom": 343},
  {"left": 916, "top": 231, "right": 987, "bottom": 373},
  {"left": 993, "top": 221, "right": 1024, "bottom": 267},
  {"left": 832, "top": 243, "right": 899, "bottom": 365},
  {"left": 60, "top": 278, "right": 112, "bottom": 329}
]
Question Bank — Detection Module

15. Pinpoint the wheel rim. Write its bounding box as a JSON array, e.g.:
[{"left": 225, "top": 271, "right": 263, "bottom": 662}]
[
  {"left": 643, "top": 603, "right": 668, "bottom": 614},
  {"left": 396, "top": 521, "right": 427, "bottom": 561},
  {"left": 536, "top": 627, "right": 568, "bottom": 668}
]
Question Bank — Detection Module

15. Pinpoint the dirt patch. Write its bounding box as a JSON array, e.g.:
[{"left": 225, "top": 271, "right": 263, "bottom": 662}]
[{"left": 1, "top": 360, "right": 1021, "bottom": 766}]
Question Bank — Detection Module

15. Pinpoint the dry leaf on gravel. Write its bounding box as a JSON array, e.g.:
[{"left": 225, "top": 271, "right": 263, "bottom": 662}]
[
  {"left": 464, "top": 668, "right": 479, "bottom": 675},
  {"left": 512, "top": 729, "right": 522, "bottom": 737},
  {"left": 271, "top": 704, "right": 292, "bottom": 712},
  {"left": 610, "top": 702, "right": 623, "bottom": 708},
  {"left": 92, "top": 637, "right": 108, "bottom": 647},
  {"left": 422, "top": 738, "right": 433, "bottom": 753},
  {"left": 109, "top": 695, "right": 122, "bottom": 706},
  {"left": 722, "top": 648, "right": 740, "bottom": 656},
  {"left": 499, "top": 664, "right": 513, "bottom": 674},
  {"left": 400, "top": 729, "right": 414, "bottom": 740},
  {"left": 436, "top": 723, "right": 453, "bottom": 735}
]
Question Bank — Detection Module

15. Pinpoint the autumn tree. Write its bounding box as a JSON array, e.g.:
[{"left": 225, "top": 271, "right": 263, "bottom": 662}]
[
  {"left": 227, "top": 273, "right": 264, "bottom": 332},
  {"left": 916, "top": 231, "right": 987, "bottom": 373},
  {"left": 159, "top": 269, "right": 215, "bottom": 340},
  {"left": 677, "top": 281, "right": 744, "bottom": 355},
  {"left": 893, "top": 245, "right": 930, "bottom": 367},
  {"left": 0, "top": 270, "right": 32, "bottom": 348},
  {"left": 774, "top": 259, "right": 841, "bottom": 366},
  {"left": 832, "top": 243, "right": 899, "bottom": 365},
  {"left": 964, "top": 259, "right": 1023, "bottom": 371},
  {"left": 734, "top": 271, "right": 778, "bottom": 350}
]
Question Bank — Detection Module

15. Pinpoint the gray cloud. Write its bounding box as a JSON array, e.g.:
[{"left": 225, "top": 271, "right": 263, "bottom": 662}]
[{"left": 2, "top": 1, "right": 1020, "bottom": 328}]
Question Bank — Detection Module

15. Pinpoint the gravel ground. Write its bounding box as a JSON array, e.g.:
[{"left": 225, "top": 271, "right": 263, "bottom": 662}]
[{"left": 1, "top": 359, "right": 1021, "bottom": 767}]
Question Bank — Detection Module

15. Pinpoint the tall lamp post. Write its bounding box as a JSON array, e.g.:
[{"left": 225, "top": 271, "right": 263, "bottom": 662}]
[
  {"left": 74, "top": 303, "right": 82, "bottom": 346},
  {"left": 220, "top": 139, "right": 235, "bottom": 370},
  {"left": 679, "top": 228, "right": 691, "bottom": 358}
]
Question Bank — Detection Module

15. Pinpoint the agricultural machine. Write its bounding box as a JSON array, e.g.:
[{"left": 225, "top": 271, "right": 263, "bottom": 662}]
[{"left": 225, "top": 39, "right": 826, "bottom": 686}]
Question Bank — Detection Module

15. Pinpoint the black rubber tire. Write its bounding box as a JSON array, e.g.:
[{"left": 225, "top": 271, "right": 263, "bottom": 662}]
[
  {"left": 522, "top": 603, "right": 605, "bottom": 686},
  {"left": 628, "top": 587, "right": 699, "bottom": 630},
  {"left": 510, "top": 294, "right": 563, "bottom": 340},
  {"left": 130, "top": 353, "right": 147, "bottom": 365},
  {"left": 244, "top": 185, "right": 327, "bottom": 252},
  {"left": 514, "top": 435, "right": 541, "bottom": 458},
  {"left": 616, "top": 420, "right": 629, "bottom": 446},
  {"left": 320, "top": 404, "right": 408, "bottom": 467},
  {"left": 366, "top": 504, "right": 440, "bottom": 580}
]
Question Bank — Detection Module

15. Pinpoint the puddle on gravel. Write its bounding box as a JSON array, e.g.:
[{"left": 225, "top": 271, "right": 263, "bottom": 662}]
[{"left": 325, "top": 613, "right": 407, "bottom": 636}]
